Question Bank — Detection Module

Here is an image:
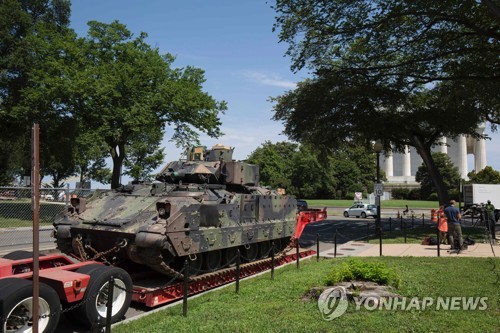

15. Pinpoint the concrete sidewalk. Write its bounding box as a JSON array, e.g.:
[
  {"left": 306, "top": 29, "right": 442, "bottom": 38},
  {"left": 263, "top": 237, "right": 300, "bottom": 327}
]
[{"left": 320, "top": 241, "right": 498, "bottom": 258}]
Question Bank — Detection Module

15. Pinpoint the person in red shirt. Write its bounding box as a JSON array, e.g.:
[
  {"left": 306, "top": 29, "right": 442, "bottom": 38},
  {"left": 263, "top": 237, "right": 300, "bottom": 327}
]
[{"left": 437, "top": 204, "right": 448, "bottom": 244}]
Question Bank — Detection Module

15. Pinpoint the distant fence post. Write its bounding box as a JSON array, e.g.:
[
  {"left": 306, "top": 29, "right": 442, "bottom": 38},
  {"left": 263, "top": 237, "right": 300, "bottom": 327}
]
[
  {"left": 271, "top": 241, "right": 275, "bottom": 280},
  {"left": 105, "top": 276, "right": 114, "bottom": 333},
  {"left": 235, "top": 249, "right": 241, "bottom": 293},
  {"left": 296, "top": 242, "right": 300, "bottom": 270},
  {"left": 437, "top": 226, "right": 441, "bottom": 257},
  {"left": 316, "top": 233, "right": 320, "bottom": 262},
  {"left": 183, "top": 260, "right": 189, "bottom": 317},
  {"left": 334, "top": 229, "right": 337, "bottom": 258},
  {"left": 404, "top": 220, "right": 407, "bottom": 243},
  {"left": 65, "top": 183, "right": 70, "bottom": 208}
]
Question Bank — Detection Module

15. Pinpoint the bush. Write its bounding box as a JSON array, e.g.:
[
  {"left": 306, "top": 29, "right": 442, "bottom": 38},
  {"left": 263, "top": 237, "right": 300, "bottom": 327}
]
[
  {"left": 408, "top": 188, "right": 421, "bottom": 200},
  {"left": 428, "top": 193, "right": 439, "bottom": 201},
  {"left": 449, "top": 188, "right": 461, "bottom": 201},
  {"left": 325, "top": 258, "right": 401, "bottom": 288},
  {"left": 391, "top": 188, "right": 409, "bottom": 200}
]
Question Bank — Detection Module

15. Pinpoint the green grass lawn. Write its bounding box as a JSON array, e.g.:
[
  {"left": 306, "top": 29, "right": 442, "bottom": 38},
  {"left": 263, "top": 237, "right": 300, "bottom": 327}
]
[
  {"left": 0, "top": 200, "right": 63, "bottom": 228},
  {"left": 307, "top": 199, "right": 439, "bottom": 209},
  {"left": 113, "top": 257, "right": 499, "bottom": 333}
]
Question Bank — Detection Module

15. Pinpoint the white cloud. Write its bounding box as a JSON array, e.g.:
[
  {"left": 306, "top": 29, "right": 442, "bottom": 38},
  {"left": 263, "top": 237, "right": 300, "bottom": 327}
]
[{"left": 242, "top": 71, "right": 297, "bottom": 89}]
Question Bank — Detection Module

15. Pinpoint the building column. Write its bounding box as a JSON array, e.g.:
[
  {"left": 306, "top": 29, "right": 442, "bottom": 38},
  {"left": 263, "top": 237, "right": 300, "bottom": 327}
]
[
  {"left": 457, "top": 135, "right": 468, "bottom": 178},
  {"left": 385, "top": 150, "right": 393, "bottom": 178},
  {"left": 438, "top": 137, "right": 447, "bottom": 154},
  {"left": 474, "top": 138, "right": 487, "bottom": 172},
  {"left": 402, "top": 145, "right": 411, "bottom": 177}
]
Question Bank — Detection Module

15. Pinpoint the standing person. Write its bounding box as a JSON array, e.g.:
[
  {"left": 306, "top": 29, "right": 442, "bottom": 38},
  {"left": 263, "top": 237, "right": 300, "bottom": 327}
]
[
  {"left": 486, "top": 200, "right": 497, "bottom": 241},
  {"left": 444, "top": 200, "right": 463, "bottom": 252},
  {"left": 437, "top": 204, "right": 448, "bottom": 244}
]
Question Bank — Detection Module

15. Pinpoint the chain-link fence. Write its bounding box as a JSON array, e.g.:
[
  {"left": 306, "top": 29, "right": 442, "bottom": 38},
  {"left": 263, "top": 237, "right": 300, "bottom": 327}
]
[{"left": 0, "top": 186, "right": 102, "bottom": 254}]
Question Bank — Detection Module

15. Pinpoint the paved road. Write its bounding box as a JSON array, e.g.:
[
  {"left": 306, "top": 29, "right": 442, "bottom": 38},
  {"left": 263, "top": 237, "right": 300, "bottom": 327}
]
[{"left": 0, "top": 226, "right": 54, "bottom": 256}]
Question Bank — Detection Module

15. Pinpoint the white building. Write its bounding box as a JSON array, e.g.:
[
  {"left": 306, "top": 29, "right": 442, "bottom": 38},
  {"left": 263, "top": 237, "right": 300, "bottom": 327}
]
[{"left": 380, "top": 125, "right": 487, "bottom": 185}]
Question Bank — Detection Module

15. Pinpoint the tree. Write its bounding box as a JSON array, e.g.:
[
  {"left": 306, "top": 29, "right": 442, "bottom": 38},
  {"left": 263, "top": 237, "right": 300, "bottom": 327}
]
[
  {"left": 75, "top": 21, "right": 226, "bottom": 188},
  {"left": 0, "top": 0, "right": 74, "bottom": 184},
  {"left": 246, "top": 141, "right": 298, "bottom": 190},
  {"left": 331, "top": 144, "right": 380, "bottom": 198},
  {"left": 272, "top": 0, "right": 499, "bottom": 203},
  {"left": 123, "top": 128, "right": 165, "bottom": 182},
  {"left": 467, "top": 166, "right": 500, "bottom": 184},
  {"left": 288, "top": 144, "right": 337, "bottom": 198},
  {"left": 247, "top": 141, "right": 375, "bottom": 199},
  {"left": 273, "top": 0, "right": 499, "bottom": 109},
  {"left": 415, "top": 153, "right": 460, "bottom": 201}
]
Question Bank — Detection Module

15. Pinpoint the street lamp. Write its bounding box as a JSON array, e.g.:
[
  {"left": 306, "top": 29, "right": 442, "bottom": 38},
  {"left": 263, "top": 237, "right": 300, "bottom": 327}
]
[{"left": 373, "top": 140, "right": 383, "bottom": 256}]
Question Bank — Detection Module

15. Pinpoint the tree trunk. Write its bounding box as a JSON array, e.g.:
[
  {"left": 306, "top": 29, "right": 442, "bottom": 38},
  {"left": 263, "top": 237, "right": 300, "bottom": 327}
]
[
  {"left": 110, "top": 143, "right": 125, "bottom": 189},
  {"left": 411, "top": 136, "right": 450, "bottom": 204}
]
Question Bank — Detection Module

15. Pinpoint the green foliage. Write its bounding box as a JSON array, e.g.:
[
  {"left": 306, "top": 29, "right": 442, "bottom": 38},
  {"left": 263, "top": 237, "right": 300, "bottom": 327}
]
[
  {"left": 76, "top": 21, "right": 226, "bottom": 188},
  {"left": 415, "top": 153, "right": 460, "bottom": 201},
  {"left": 273, "top": 1, "right": 499, "bottom": 102},
  {"left": 391, "top": 187, "right": 423, "bottom": 201},
  {"left": 391, "top": 188, "right": 410, "bottom": 200},
  {"left": 247, "top": 141, "right": 376, "bottom": 199},
  {"left": 246, "top": 141, "right": 297, "bottom": 190},
  {"left": 272, "top": 0, "right": 499, "bottom": 205},
  {"left": 0, "top": 0, "right": 75, "bottom": 184},
  {"left": 0, "top": 3, "right": 226, "bottom": 187},
  {"left": 325, "top": 258, "right": 401, "bottom": 288},
  {"left": 428, "top": 193, "right": 438, "bottom": 201},
  {"left": 408, "top": 188, "right": 421, "bottom": 200},
  {"left": 467, "top": 166, "right": 500, "bottom": 184},
  {"left": 123, "top": 129, "right": 165, "bottom": 182}
]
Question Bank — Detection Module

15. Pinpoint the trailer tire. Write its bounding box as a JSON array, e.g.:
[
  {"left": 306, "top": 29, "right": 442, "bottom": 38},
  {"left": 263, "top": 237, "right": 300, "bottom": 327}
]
[
  {"left": 73, "top": 266, "right": 132, "bottom": 328},
  {"left": 0, "top": 278, "right": 60, "bottom": 333},
  {"left": 2, "top": 250, "right": 45, "bottom": 260}
]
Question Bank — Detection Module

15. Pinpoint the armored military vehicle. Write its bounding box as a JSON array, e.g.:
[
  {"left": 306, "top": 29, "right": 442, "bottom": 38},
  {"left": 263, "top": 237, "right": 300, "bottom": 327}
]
[{"left": 54, "top": 144, "right": 299, "bottom": 276}]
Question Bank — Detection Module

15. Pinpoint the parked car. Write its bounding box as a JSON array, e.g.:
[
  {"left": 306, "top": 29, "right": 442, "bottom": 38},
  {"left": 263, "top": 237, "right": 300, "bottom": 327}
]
[
  {"left": 297, "top": 200, "right": 309, "bottom": 212},
  {"left": 343, "top": 203, "right": 377, "bottom": 218}
]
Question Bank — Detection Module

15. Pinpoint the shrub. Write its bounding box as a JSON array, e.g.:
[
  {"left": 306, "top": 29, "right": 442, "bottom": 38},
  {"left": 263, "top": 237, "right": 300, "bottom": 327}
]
[
  {"left": 428, "top": 192, "right": 439, "bottom": 201},
  {"left": 449, "top": 188, "right": 461, "bottom": 201},
  {"left": 325, "top": 258, "right": 401, "bottom": 288},
  {"left": 391, "top": 188, "right": 409, "bottom": 200},
  {"left": 408, "top": 188, "right": 421, "bottom": 200}
]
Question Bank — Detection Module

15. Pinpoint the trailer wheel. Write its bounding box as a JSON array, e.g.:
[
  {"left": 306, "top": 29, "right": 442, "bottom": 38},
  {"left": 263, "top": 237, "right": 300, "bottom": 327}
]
[
  {"left": 241, "top": 244, "right": 259, "bottom": 262},
  {"left": 0, "top": 278, "right": 60, "bottom": 333},
  {"left": 73, "top": 266, "right": 132, "bottom": 328},
  {"left": 2, "top": 251, "right": 44, "bottom": 260},
  {"left": 258, "top": 241, "right": 272, "bottom": 259}
]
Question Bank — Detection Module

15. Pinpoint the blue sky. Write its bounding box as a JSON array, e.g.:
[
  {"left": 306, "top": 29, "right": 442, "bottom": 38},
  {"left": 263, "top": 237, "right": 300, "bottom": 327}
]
[
  {"left": 70, "top": 0, "right": 302, "bottom": 164},
  {"left": 68, "top": 0, "right": 500, "bottom": 186}
]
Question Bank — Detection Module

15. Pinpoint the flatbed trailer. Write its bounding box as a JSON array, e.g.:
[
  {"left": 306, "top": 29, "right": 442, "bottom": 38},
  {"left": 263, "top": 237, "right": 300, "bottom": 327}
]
[
  {"left": 129, "top": 249, "right": 315, "bottom": 307},
  {"left": 0, "top": 207, "right": 326, "bottom": 332},
  {"left": 0, "top": 251, "right": 133, "bottom": 332}
]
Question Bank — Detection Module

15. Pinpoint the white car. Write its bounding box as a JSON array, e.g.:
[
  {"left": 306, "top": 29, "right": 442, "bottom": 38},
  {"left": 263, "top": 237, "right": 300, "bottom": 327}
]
[{"left": 343, "top": 203, "right": 377, "bottom": 218}]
